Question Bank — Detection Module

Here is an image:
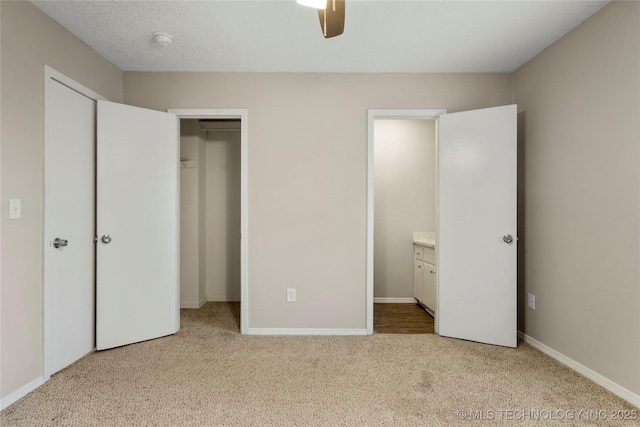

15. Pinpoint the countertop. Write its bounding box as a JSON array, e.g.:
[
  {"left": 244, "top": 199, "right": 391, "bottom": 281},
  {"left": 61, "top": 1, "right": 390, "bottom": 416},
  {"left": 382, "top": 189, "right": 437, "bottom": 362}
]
[{"left": 413, "top": 232, "right": 435, "bottom": 248}]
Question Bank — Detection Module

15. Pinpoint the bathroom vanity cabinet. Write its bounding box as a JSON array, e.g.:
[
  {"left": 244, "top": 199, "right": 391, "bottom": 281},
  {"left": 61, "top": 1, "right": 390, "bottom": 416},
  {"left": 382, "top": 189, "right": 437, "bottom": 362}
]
[{"left": 414, "top": 243, "right": 436, "bottom": 315}]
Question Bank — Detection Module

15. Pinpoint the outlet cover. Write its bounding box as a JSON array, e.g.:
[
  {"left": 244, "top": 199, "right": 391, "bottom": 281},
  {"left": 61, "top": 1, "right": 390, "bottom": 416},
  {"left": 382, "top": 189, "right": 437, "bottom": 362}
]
[
  {"left": 527, "top": 293, "right": 535, "bottom": 310},
  {"left": 286, "top": 288, "right": 296, "bottom": 303}
]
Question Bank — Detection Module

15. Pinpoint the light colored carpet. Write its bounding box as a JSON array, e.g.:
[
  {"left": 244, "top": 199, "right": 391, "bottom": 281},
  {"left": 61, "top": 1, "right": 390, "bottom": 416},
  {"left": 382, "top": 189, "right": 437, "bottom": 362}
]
[{"left": 1, "top": 303, "right": 637, "bottom": 426}]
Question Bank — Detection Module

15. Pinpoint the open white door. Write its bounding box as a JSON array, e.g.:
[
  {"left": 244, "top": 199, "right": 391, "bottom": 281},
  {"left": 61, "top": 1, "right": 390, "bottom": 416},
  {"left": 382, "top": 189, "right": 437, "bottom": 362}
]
[
  {"left": 438, "top": 104, "right": 517, "bottom": 348},
  {"left": 96, "top": 100, "right": 180, "bottom": 350}
]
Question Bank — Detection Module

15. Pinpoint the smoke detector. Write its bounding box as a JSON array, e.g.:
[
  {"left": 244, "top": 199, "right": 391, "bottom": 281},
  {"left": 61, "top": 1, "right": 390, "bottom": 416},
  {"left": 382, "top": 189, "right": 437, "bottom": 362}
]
[{"left": 153, "top": 32, "right": 173, "bottom": 47}]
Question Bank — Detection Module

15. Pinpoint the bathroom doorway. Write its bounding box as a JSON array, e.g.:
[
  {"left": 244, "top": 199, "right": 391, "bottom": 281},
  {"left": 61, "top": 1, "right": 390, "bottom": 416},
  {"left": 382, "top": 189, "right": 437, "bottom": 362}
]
[{"left": 371, "top": 116, "right": 439, "bottom": 333}]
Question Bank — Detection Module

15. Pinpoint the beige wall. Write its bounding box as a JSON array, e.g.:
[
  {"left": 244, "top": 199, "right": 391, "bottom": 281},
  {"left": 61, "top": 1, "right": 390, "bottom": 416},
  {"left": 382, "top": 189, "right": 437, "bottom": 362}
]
[
  {"left": 180, "top": 120, "right": 204, "bottom": 308},
  {"left": 0, "top": 2, "right": 123, "bottom": 399},
  {"left": 514, "top": 0, "right": 640, "bottom": 396},
  {"left": 124, "top": 72, "right": 512, "bottom": 329},
  {"left": 204, "top": 130, "right": 241, "bottom": 301},
  {"left": 374, "top": 119, "right": 436, "bottom": 298}
]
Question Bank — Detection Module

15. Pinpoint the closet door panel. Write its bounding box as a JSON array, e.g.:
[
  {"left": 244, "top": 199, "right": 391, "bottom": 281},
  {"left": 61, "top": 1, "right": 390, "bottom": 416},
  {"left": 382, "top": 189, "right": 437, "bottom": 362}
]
[
  {"left": 96, "top": 100, "right": 180, "bottom": 350},
  {"left": 45, "top": 79, "right": 96, "bottom": 374}
]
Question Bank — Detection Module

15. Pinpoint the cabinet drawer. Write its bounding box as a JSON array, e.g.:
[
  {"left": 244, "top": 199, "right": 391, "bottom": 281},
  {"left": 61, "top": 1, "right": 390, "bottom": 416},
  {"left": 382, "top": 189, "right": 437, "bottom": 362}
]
[
  {"left": 423, "top": 247, "right": 435, "bottom": 263},
  {"left": 414, "top": 245, "right": 424, "bottom": 260}
]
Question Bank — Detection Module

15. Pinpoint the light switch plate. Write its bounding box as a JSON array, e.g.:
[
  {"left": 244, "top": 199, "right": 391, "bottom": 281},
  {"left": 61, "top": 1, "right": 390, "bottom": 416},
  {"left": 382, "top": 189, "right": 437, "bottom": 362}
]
[
  {"left": 527, "top": 293, "right": 535, "bottom": 310},
  {"left": 9, "top": 199, "right": 21, "bottom": 219},
  {"left": 286, "top": 288, "right": 296, "bottom": 303}
]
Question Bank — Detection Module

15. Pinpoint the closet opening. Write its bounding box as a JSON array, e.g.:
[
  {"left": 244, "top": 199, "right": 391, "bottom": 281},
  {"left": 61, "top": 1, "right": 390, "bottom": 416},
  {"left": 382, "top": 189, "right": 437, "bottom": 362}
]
[{"left": 179, "top": 118, "right": 242, "bottom": 331}]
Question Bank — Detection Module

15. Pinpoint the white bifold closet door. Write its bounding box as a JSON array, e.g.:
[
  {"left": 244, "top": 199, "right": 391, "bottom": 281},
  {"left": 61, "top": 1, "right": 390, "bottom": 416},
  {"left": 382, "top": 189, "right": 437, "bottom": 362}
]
[
  {"left": 438, "top": 104, "right": 517, "bottom": 348},
  {"left": 96, "top": 100, "right": 180, "bottom": 350}
]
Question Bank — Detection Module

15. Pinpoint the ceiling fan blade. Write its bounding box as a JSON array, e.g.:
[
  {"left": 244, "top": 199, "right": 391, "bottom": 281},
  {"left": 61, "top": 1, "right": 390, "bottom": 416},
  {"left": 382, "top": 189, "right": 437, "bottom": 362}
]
[{"left": 318, "top": 0, "right": 345, "bottom": 38}]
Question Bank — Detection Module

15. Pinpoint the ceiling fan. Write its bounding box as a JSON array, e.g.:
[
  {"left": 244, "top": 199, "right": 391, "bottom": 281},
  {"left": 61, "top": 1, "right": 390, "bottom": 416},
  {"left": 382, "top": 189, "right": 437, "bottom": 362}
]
[{"left": 298, "top": 0, "right": 346, "bottom": 38}]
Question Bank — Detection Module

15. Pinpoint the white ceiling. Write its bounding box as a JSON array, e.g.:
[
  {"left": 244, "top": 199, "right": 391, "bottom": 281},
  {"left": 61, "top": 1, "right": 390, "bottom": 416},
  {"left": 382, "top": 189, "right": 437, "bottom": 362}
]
[{"left": 32, "top": 0, "right": 609, "bottom": 73}]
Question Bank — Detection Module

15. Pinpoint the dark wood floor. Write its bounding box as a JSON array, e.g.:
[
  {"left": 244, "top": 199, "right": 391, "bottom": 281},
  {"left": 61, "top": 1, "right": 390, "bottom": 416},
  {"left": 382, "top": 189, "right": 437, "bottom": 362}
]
[{"left": 374, "top": 303, "right": 434, "bottom": 334}]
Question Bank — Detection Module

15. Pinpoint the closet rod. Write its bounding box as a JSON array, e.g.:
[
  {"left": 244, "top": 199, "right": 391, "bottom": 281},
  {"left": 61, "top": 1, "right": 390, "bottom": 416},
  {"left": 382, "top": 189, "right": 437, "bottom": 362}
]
[{"left": 200, "top": 128, "right": 240, "bottom": 132}]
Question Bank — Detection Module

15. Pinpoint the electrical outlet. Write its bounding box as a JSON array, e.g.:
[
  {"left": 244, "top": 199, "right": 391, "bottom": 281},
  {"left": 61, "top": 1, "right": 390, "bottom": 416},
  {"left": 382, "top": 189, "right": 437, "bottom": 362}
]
[
  {"left": 528, "top": 293, "right": 535, "bottom": 310},
  {"left": 286, "top": 288, "right": 296, "bottom": 303}
]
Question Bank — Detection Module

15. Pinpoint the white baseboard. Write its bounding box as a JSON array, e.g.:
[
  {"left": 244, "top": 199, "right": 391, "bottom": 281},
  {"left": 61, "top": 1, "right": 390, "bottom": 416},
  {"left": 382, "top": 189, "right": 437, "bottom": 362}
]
[
  {"left": 0, "top": 376, "right": 46, "bottom": 410},
  {"left": 374, "top": 297, "right": 417, "bottom": 304},
  {"left": 180, "top": 297, "right": 207, "bottom": 309},
  {"left": 180, "top": 302, "right": 201, "bottom": 309},
  {"left": 519, "top": 332, "right": 640, "bottom": 408},
  {"left": 247, "top": 328, "right": 367, "bottom": 336}
]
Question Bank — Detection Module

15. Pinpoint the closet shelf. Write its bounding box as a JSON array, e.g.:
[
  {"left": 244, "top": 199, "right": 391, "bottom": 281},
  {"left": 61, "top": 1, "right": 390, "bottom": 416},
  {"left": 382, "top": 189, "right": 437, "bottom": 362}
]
[{"left": 180, "top": 159, "right": 198, "bottom": 168}]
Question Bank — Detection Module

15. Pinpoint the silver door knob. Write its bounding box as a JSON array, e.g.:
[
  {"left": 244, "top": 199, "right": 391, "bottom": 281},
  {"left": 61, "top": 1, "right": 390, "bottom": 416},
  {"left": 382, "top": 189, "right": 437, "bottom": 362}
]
[
  {"left": 53, "top": 238, "right": 68, "bottom": 248},
  {"left": 101, "top": 234, "right": 112, "bottom": 244},
  {"left": 503, "top": 234, "right": 514, "bottom": 244}
]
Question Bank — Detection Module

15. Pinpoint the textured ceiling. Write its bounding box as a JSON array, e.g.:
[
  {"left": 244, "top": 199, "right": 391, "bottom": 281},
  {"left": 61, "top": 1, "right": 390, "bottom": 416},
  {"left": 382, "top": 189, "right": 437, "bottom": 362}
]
[{"left": 32, "top": 0, "right": 609, "bottom": 73}]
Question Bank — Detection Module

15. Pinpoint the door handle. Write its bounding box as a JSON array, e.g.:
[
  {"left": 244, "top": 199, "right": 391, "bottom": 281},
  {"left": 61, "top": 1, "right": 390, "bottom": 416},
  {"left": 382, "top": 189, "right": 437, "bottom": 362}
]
[
  {"left": 53, "top": 238, "right": 68, "bottom": 248},
  {"left": 503, "top": 234, "right": 514, "bottom": 244},
  {"left": 101, "top": 234, "right": 112, "bottom": 244}
]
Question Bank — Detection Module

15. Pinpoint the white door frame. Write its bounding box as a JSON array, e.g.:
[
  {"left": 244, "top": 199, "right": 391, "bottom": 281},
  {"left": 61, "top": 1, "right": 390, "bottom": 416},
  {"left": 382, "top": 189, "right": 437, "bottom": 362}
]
[
  {"left": 366, "top": 109, "right": 447, "bottom": 335},
  {"left": 168, "top": 109, "right": 249, "bottom": 335},
  {"left": 43, "top": 66, "right": 107, "bottom": 380}
]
